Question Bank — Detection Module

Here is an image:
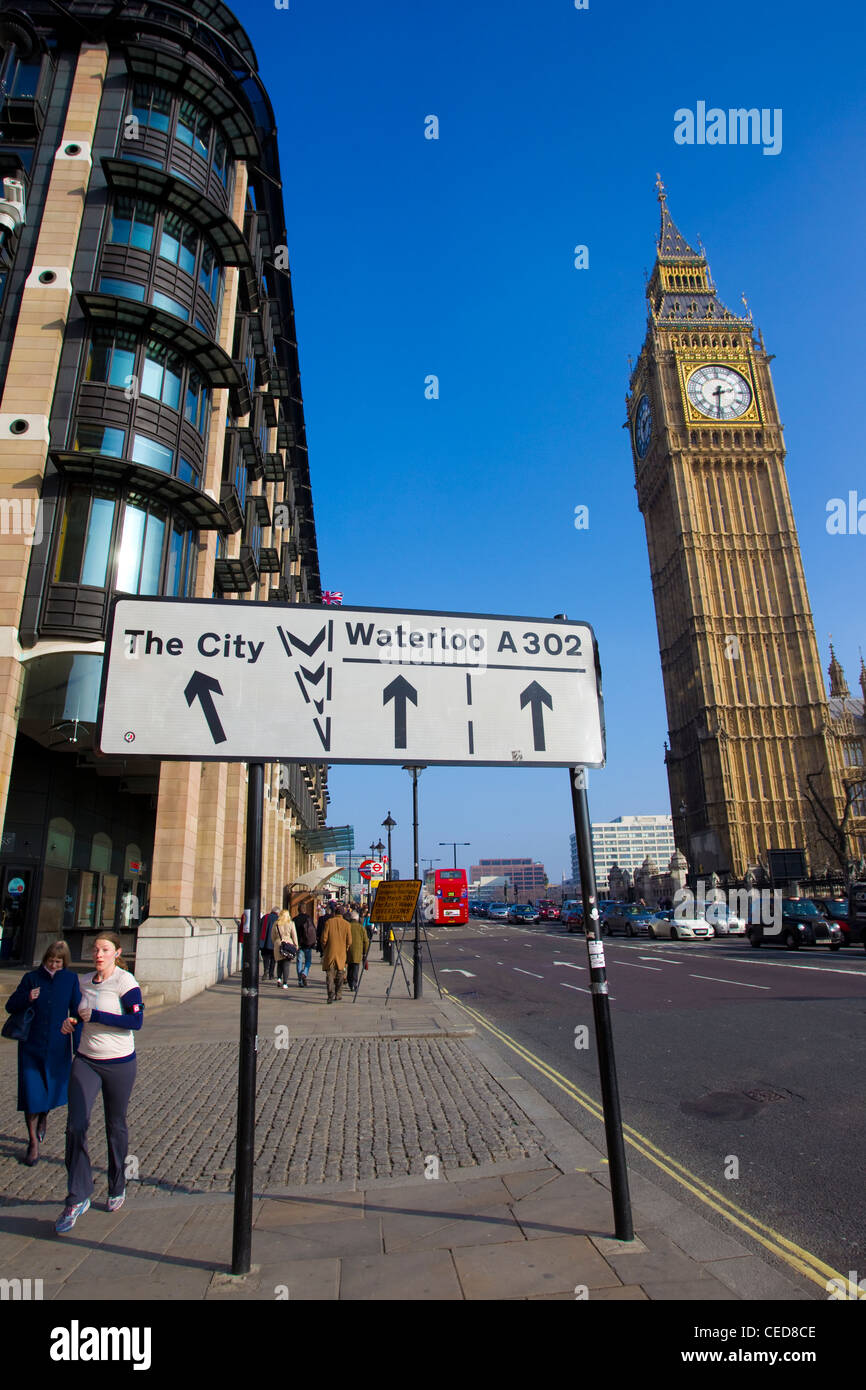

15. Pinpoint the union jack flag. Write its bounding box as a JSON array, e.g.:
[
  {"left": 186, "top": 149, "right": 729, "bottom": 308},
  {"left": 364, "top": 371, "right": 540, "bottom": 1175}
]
[{"left": 322, "top": 591, "right": 343, "bottom": 606}]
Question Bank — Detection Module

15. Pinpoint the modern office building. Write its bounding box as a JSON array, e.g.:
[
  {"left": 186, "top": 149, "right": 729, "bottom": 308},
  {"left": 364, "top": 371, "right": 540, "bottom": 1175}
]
[
  {"left": 471, "top": 857, "right": 546, "bottom": 897},
  {"left": 0, "top": 1, "right": 330, "bottom": 999},
  {"left": 570, "top": 815, "right": 675, "bottom": 894},
  {"left": 626, "top": 180, "right": 846, "bottom": 879}
]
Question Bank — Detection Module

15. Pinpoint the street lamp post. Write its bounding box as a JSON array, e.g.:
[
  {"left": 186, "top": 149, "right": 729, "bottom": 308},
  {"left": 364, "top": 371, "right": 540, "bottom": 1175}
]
[
  {"left": 382, "top": 813, "right": 396, "bottom": 962},
  {"left": 439, "top": 841, "right": 470, "bottom": 869},
  {"left": 403, "top": 765, "right": 426, "bottom": 999}
]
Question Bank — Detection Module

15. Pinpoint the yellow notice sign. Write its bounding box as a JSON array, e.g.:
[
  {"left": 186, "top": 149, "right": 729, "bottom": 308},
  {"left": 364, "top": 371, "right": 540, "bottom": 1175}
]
[{"left": 370, "top": 880, "right": 422, "bottom": 923}]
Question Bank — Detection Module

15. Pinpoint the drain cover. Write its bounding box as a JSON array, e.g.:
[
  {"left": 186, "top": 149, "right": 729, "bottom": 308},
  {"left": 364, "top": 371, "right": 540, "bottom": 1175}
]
[{"left": 743, "top": 1087, "right": 789, "bottom": 1103}]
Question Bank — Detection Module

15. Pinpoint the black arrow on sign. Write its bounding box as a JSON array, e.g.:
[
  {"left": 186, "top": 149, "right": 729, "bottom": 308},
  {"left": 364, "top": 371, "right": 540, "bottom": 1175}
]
[
  {"left": 184, "top": 671, "right": 227, "bottom": 745},
  {"left": 520, "top": 680, "right": 553, "bottom": 751},
  {"left": 383, "top": 675, "right": 418, "bottom": 749}
]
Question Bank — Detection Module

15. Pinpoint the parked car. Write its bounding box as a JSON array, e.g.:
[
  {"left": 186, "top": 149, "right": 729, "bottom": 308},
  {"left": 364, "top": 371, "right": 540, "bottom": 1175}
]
[
  {"left": 603, "top": 904, "right": 656, "bottom": 937},
  {"left": 649, "top": 910, "right": 714, "bottom": 941},
  {"left": 747, "top": 897, "right": 842, "bottom": 951},
  {"left": 811, "top": 897, "right": 860, "bottom": 945},
  {"left": 561, "top": 900, "right": 584, "bottom": 932},
  {"left": 507, "top": 904, "right": 539, "bottom": 924},
  {"left": 703, "top": 902, "right": 747, "bottom": 936}
]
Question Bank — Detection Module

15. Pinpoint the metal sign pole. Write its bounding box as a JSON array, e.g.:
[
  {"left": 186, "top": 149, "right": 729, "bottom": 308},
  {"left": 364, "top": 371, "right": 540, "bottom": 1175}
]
[
  {"left": 569, "top": 765, "right": 633, "bottom": 1241},
  {"left": 231, "top": 760, "right": 264, "bottom": 1275}
]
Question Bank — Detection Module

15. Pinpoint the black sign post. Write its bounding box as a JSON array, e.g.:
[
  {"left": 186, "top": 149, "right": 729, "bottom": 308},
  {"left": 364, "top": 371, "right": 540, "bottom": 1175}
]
[
  {"left": 231, "top": 760, "right": 263, "bottom": 1275},
  {"left": 569, "top": 765, "right": 633, "bottom": 1242}
]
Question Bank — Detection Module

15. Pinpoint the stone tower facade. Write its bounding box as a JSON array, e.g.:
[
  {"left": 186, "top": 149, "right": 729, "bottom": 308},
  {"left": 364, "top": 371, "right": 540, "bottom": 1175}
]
[{"left": 626, "top": 178, "right": 844, "bottom": 880}]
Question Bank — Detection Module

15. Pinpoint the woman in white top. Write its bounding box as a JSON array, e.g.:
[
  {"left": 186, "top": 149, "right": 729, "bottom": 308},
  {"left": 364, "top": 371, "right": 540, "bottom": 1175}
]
[{"left": 55, "top": 933, "right": 143, "bottom": 1235}]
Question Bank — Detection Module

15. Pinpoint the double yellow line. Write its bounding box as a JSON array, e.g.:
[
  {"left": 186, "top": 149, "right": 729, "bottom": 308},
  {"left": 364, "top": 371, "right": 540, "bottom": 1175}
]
[{"left": 444, "top": 988, "right": 864, "bottom": 1299}]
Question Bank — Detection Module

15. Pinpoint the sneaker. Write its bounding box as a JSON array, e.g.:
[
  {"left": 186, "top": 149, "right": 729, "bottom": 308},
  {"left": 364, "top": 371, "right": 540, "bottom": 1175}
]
[
  {"left": 107, "top": 1191, "right": 126, "bottom": 1213},
  {"left": 55, "top": 1198, "right": 90, "bottom": 1234}
]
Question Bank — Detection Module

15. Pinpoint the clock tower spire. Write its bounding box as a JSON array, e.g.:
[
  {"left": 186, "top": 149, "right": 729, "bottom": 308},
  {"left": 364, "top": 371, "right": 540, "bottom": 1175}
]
[{"left": 626, "top": 181, "right": 845, "bottom": 879}]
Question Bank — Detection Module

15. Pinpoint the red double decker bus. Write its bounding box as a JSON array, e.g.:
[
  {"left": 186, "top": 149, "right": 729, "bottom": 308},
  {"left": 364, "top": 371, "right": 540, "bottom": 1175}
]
[{"left": 426, "top": 868, "right": 469, "bottom": 925}]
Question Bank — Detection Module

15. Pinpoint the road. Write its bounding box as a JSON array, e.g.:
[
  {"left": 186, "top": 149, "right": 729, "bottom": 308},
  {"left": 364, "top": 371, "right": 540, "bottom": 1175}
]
[{"left": 426, "top": 919, "right": 866, "bottom": 1289}]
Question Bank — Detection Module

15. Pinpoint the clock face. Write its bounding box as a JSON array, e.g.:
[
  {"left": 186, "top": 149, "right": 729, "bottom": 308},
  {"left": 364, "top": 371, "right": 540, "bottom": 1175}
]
[
  {"left": 687, "top": 365, "right": 752, "bottom": 420},
  {"left": 634, "top": 394, "right": 652, "bottom": 458}
]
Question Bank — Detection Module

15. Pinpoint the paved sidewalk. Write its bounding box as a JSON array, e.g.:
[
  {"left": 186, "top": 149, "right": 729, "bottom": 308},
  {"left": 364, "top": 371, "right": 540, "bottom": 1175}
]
[{"left": 0, "top": 948, "right": 817, "bottom": 1300}]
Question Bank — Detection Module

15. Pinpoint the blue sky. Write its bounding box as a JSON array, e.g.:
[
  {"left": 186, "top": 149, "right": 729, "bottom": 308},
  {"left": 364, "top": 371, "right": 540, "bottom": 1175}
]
[{"left": 236, "top": 0, "right": 865, "bottom": 883}]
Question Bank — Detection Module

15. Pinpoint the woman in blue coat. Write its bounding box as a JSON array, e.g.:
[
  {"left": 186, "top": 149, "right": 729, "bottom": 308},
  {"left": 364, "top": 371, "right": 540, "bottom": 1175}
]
[{"left": 5, "top": 940, "right": 81, "bottom": 1166}]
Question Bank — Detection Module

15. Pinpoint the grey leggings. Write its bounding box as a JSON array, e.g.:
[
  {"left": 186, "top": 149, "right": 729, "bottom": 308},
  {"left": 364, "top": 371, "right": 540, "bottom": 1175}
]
[{"left": 65, "top": 1053, "right": 137, "bottom": 1204}]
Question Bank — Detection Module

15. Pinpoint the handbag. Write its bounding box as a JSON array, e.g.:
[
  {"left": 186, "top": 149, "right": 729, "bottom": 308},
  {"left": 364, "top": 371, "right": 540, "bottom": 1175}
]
[
  {"left": 279, "top": 941, "right": 297, "bottom": 961},
  {"left": 2, "top": 1006, "right": 35, "bottom": 1042}
]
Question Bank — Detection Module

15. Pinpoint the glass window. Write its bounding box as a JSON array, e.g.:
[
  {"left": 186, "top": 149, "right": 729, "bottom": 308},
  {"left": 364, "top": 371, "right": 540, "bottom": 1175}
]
[
  {"left": 139, "top": 513, "right": 165, "bottom": 593},
  {"left": 116, "top": 504, "right": 146, "bottom": 592},
  {"left": 158, "top": 214, "right": 197, "bottom": 276},
  {"left": 152, "top": 291, "right": 189, "bottom": 321},
  {"left": 9, "top": 59, "right": 42, "bottom": 99},
  {"left": 184, "top": 371, "right": 209, "bottom": 434},
  {"left": 99, "top": 277, "right": 145, "bottom": 302},
  {"left": 213, "top": 133, "right": 229, "bottom": 187},
  {"left": 165, "top": 523, "right": 196, "bottom": 596},
  {"left": 124, "top": 155, "right": 164, "bottom": 172},
  {"left": 117, "top": 500, "right": 166, "bottom": 595},
  {"left": 132, "top": 83, "right": 171, "bottom": 134},
  {"left": 82, "top": 496, "right": 116, "bottom": 586},
  {"left": 132, "top": 434, "right": 173, "bottom": 473},
  {"left": 53, "top": 488, "right": 116, "bottom": 586},
  {"left": 199, "top": 244, "right": 221, "bottom": 302},
  {"left": 177, "top": 457, "right": 199, "bottom": 487},
  {"left": 177, "top": 100, "right": 210, "bottom": 159},
  {"left": 85, "top": 329, "right": 137, "bottom": 389},
  {"left": 75, "top": 424, "right": 125, "bottom": 457},
  {"left": 108, "top": 197, "right": 155, "bottom": 251},
  {"left": 140, "top": 341, "right": 183, "bottom": 409}
]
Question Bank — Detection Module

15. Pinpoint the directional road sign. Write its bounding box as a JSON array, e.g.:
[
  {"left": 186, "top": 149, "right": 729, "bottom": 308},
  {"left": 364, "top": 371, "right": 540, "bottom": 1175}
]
[{"left": 97, "top": 599, "right": 605, "bottom": 767}]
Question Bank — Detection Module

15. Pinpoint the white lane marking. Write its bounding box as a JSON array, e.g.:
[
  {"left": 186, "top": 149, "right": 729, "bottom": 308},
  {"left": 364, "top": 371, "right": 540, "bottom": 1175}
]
[
  {"left": 690, "top": 974, "right": 770, "bottom": 990},
  {"left": 514, "top": 968, "right": 544, "bottom": 979},
  {"left": 553, "top": 960, "right": 586, "bottom": 971},
  {"left": 639, "top": 956, "right": 686, "bottom": 965},
  {"left": 441, "top": 969, "right": 475, "bottom": 977},
  {"left": 560, "top": 982, "right": 591, "bottom": 994},
  {"left": 693, "top": 955, "right": 866, "bottom": 980},
  {"left": 614, "top": 961, "right": 663, "bottom": 971}
]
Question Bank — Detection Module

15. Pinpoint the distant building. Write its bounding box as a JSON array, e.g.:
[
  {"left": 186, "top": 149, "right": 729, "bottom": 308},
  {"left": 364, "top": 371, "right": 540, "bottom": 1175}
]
[
  {"left": 570, "top": 816, "right": 675, "bottom": 894},
  {"left": 471, "top": 858, "right": 546, "bottom": 897}
]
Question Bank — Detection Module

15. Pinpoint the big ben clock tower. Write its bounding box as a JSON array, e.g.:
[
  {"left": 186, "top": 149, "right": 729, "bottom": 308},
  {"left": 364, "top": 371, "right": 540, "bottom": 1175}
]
[{"left": 627, "top": 177, "right": 843, "bottom": 879}]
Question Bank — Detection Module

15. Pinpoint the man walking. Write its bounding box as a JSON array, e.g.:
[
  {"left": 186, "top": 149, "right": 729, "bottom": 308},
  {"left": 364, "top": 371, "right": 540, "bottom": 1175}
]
[
  {"left": 320, "top": 905, "right": 352, "bottom": 1003},
  {"left": 346, "top": 910, "right": 370, "bottom": 992},
  {"left": 293, "top": 902, "right": 317, "bottom": 987}
]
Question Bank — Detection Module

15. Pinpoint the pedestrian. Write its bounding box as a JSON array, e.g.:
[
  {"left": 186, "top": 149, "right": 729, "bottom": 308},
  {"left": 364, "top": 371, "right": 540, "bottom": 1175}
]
[
  {"left": 292, "top": 903, "right": 317, "bottom": 987},
  {"left": 320, "top": 905, "right": 352, "bottom": 1003},
  {"left": 316, "top": 905, "right": 328, "bottom": 956},
  {"left": 346, "top": 911, "right": 370, "bottom": 991},
  {"left": 259, "top": 908, "right": 278, "bottom": 982},
  {"left": 55, "top": 933, "right": 143, "bottom": 1235},
  {"left": 4, "top": 940, "right": 81, "bottom": 1167},
  {"left": 271, "top": 909, "right": 298, "bottom": 989}
]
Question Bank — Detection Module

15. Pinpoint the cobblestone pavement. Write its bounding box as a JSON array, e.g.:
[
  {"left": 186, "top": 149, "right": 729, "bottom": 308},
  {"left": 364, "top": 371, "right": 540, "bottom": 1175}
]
[{"left": 0, "top": 1037, "right": 546, "bottom": 1204}]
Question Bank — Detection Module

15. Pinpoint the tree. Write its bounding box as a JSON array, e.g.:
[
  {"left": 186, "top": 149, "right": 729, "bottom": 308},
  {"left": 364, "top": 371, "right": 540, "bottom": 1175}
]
[{"left": 801, "top": 765, "right": 866, "bottom": 885}]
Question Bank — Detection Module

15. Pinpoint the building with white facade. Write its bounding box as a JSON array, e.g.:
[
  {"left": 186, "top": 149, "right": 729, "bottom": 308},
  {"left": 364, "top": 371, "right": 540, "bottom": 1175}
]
[{"left": 570, "top": 815, "right": 676, "bottom": 894}]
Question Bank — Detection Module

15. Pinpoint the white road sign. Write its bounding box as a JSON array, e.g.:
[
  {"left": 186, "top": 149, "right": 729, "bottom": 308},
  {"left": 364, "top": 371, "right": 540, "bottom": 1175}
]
[{"left": 97, "top": 600, "right": 606, "bottom": 767}]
